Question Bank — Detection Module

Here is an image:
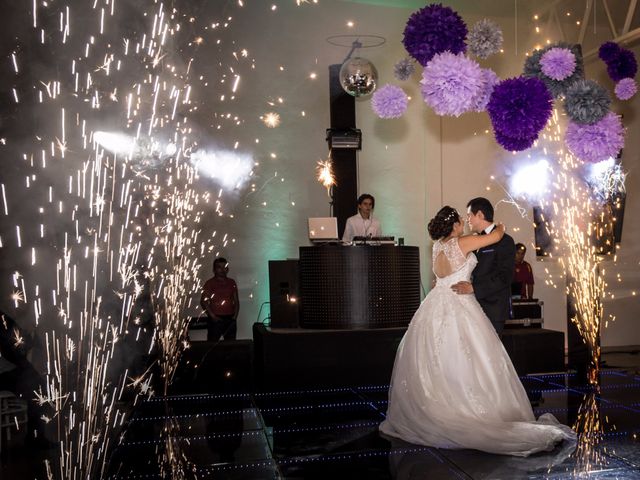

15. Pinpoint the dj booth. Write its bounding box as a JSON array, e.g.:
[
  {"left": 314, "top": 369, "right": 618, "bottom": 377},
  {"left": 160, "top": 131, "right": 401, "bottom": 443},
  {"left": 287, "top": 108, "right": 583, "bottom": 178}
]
[{"left": 299, "top": 244, "right": 420, "bottom": 328}]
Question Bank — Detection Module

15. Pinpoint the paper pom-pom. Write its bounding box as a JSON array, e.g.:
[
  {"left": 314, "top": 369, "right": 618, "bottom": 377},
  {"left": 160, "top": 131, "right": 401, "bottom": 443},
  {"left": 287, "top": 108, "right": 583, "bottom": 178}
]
[
  {"left": 403, "top": 3, "right": 467, "bottom": 66},
  {"left": 565, "top": 112, "right": 625, "bottom": 163},
  {"left": 540, "top": 47, "right": 576, "bottom": 80},
  {"left": 470, "top": 68, "right": 499, "bottom": 112},
  {"left": 393, "top": 58, "right": 416, "bottom": 81},
  {"left": 371, "top": 84, "right": 409, "bottom": 119},
  {"left": 564, "top": 80, "right": 611, "bottom": 125},
  {"left": 615, "top": 77, "right": 638, "bottom": 100},
  {"left": 606, "top": 49, "right": 638, "bottom": 82},
  {"left": 420, "top": 52, "right": 483, "bottom": 117},
  {"left": 494, "top": 130, "right": 537, "bottom": 152},
  {"left": 468, "top": 19, "right": 503, "bottom": 59},
  {"left": 487, "top": 76, "right": 553, "bottom": 141},
  {"left": 598, "top": 42, "right": 621, "bottom": 63},
  {"left": 524, "top": 42, "right": 584, "bottom": 97}
]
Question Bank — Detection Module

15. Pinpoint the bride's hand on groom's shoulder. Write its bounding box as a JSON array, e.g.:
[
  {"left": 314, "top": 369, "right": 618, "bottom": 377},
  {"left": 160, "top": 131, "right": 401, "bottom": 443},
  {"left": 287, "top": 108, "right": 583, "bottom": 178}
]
[{"left": 495, "top": 223, "right": 506, "bottom": 238}]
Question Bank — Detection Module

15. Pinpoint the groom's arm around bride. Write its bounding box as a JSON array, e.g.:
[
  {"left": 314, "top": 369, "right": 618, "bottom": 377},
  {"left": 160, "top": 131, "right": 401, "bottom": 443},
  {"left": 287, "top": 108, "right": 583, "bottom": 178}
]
[{"left": 452, "top": 197, "right": 516, "bottom": 335}]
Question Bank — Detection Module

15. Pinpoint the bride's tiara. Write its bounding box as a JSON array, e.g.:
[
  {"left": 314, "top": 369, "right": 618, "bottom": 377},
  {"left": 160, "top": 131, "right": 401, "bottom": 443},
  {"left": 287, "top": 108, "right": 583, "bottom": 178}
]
[{"left": 444, "top": 210, "right": 459, "bottom": 222}]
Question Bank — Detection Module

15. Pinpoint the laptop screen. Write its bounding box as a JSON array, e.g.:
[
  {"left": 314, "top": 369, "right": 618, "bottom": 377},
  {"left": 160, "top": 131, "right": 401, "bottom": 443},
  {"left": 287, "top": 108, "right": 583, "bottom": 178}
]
[{"left": 308, "top": 217, "right": 338, "bottom": 241}]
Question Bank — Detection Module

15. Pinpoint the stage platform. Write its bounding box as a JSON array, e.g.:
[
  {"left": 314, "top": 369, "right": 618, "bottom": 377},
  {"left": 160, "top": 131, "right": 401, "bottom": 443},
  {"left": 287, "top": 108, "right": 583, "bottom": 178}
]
[
  {"left": 107, "top": 369, "right": 640, "bottom": 479},
  {"left": 253, "top": 324, "right": 566, "bottom": 390}
]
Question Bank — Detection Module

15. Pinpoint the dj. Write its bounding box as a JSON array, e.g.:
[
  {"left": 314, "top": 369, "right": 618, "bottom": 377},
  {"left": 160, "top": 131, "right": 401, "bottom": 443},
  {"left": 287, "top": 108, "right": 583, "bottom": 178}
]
[{"left": 342, "top": 193, "right": 382, "bottom": 243}]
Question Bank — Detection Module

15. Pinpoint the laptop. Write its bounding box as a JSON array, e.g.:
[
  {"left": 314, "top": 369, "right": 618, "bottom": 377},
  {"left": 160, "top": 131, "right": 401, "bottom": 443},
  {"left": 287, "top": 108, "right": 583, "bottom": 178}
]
[{"left": 308, "top": 217, "right": 339, "bottom": 242}]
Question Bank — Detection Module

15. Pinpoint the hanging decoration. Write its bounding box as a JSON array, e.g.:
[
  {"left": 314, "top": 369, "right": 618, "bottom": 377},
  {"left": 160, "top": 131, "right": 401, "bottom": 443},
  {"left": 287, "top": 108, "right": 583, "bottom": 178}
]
[
  {"left": 470, "top": 68, "right": 499, "bottom": 112},
  {"left": 371, "top": 84, "right": 409, "bottom": 119},
  {"left": 523, "top": 42, "right": 585, "bottom": 98},
  {"left": 565, "top": 112, "right": 625, "bottom": 164},
  {"left": 467, "top": 19, "right": 503, "bottom": 59},
  {"left": 599, "top": 42, "right": 638, "bottom": 82},
  {"left": 393, "top": 57, "right": 416, "bottom": 81},
  {"left": 564, "top": 80, "right": 611, "bottom": 125},
  {"left": 487, "top": 77, "right": 553, "bottom": 151},
  {"left": 392, "top": 3, "right": 628, "bottom": 157},
  {"left": 420, "top": 52, "right": 483, "bottom": 117},
  {"left": 402, "top": 3, "right": 467, "bottom": 66},
  {"left": 339, "top": 57, "right": 378, "bottom": 97},
  {"left": 614, "top": 77, "right": 637, "bottom": 101},
  {"left": 540, "top": 47, "right": 576, "bottom": 81}
]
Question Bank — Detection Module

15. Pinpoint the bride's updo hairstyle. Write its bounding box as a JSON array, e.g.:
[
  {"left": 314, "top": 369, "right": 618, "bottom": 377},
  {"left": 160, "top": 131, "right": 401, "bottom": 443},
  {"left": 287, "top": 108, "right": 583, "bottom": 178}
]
[{"left": 427, "top": 206, "right": 460, "bottom": 240}]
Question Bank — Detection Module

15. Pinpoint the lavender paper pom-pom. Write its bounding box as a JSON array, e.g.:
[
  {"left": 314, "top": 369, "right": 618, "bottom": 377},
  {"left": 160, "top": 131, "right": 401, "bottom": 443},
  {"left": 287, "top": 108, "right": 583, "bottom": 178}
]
[
  {"left": 540, "top": 47, "right": 576, "bottom": 80},
  {"left": 615, "top": 77, "right": 638, "bottom": 100},
  {"left": 564, "top": 80, "right": 611, "bottom": 125},
  {"left": 565, "top": 112, "right": 625, "bottom": 163},
  {"left": 470, "top": 68, "right": 499, "bottom": 112},
  {"left": 371, "top": 84, "right": 409, "bottom": 119},
  {"left": 393, "top": 58, "right": 416, "bottom": 81},
  {"left": 606, "top": 49, "right": 638, "bottom": 82},
  {"left": 524, "top": 42, "right": 584, "bottom": 97},
  {"left": 494, "top": 130, "right": 537, "bottom": 152},
  {"left": 403, "top": 3, "right": 467, "bottom": 66},
  {"left": 468, "top": 19, "right": 503, "bottom": 59},
  {"left": 599, "top": 42, "right": 621, "bottom": 63},
  {"left": 487, "top": 76, "right": 553, "bottom": 141},
  {"left": 420, "top": 52, "right": 483, "bottom": 117}
]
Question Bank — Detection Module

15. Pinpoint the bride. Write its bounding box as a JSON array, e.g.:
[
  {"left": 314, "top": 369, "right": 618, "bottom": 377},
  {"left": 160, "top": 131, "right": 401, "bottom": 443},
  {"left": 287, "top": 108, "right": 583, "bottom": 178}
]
[{"left": 379, "top": 206, "right": 576, "bottom": 456}]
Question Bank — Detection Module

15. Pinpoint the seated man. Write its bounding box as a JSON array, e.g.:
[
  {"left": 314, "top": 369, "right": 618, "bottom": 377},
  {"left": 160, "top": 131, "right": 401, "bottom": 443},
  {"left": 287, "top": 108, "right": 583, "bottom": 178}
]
[
  {"left": 513, "top": 243, "right": 535, "bottom": 299},
  {"left": 200, "top": 258, "right": 240, "bottom": 341},
  {"left": 342, "top": 193, "right": 382, "bottom": 243}
]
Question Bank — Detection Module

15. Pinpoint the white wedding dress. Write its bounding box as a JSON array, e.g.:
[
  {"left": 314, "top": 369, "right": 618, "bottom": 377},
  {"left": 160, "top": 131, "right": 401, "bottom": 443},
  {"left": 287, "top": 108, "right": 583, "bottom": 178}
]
[{"left": 379, "top": 238, "right": 576, "bottom": 456}]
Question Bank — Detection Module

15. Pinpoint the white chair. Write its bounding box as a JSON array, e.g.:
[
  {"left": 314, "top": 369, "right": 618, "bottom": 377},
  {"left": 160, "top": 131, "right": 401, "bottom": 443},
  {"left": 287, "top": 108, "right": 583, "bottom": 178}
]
[{"left": 0, "top": 391, "right": 28, "bottom": 452}]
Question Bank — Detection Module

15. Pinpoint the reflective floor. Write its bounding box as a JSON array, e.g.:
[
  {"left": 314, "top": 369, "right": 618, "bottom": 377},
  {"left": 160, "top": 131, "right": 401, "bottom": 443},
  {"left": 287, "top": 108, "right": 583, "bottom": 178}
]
[{"left": 108, "top": 368, "right": 640, "bottom": 479}]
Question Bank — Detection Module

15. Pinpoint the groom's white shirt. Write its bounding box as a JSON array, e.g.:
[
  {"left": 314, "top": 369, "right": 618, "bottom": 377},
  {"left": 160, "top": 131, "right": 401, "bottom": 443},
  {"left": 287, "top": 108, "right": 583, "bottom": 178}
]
[{"left": 483, "top": 224, "right": 496, "bottom": 235}]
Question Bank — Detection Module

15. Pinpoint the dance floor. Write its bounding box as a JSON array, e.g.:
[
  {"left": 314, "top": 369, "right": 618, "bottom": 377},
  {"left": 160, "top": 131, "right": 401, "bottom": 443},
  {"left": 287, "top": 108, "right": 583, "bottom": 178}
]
[{"left": 108, "top": 369, "right": 640, "bottom": 479}]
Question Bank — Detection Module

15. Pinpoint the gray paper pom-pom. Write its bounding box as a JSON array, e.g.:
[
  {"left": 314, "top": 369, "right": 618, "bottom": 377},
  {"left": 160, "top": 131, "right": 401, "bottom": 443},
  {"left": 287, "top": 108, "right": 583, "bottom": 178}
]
[
  {"left": 394, "top": 57, "right": 416, "bottom": 81},
  {"left": 564, "top": 80, "right": 611, "bottom": 125},
  {"left": 524, "top": 42, "right": 584, "bottom": 98},
  {"left": 468, "top": 19, "right": 503, "bottom": 59}
]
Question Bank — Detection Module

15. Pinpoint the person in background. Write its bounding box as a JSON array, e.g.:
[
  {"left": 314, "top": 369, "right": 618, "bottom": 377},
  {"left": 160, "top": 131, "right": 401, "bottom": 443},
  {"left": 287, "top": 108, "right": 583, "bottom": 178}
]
[
  {"left": 342, "top": 193, "right": 382, "bottom": 243},
  {"left": 200, "top": 258, "right": 239, "bottom": 341},
  {"left": 513, "top": 243, "right": 535, "bottom": 299}
]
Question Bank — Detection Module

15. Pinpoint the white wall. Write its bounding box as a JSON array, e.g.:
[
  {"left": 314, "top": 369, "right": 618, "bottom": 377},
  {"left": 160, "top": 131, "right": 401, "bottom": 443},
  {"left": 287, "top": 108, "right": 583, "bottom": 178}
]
[{"left": 193, "top": 0, "right": 639, "bottom": 345}]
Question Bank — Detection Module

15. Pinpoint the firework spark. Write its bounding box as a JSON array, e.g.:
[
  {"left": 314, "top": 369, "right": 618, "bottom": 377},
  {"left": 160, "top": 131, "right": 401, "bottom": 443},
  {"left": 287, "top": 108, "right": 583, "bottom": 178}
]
[
  {"left": 316, "top": 158, "right": 336, "bottom": 194},
  {"left": 262, "top": 112, "right": 281, "bottom": 128}
]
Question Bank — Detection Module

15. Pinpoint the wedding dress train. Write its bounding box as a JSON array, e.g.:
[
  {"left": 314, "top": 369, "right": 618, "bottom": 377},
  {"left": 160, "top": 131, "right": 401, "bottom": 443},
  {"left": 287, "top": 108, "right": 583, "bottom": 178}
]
[{"left": 379, "top": 238, "right": 576, "bottom": 457}]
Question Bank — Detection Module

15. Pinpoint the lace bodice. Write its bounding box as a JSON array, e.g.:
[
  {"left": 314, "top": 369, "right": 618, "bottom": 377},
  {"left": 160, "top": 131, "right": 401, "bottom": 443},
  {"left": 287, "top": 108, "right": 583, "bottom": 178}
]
[{"left": 432, "top": 238, "right": 477, "bottom": 287}]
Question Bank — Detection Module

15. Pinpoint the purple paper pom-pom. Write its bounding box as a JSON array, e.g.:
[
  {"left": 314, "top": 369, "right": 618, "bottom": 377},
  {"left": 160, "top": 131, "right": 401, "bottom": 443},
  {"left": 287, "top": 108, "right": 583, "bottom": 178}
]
[
  {"left": 598, "top": 42, "right": 621, "bottom": 63},
  {"left": 494, "top": 130, "right": 537, "bottom": 152},
  {"left": 371, "top": 84, "right": 409, "bottom": 119},
  {"left": 606, "top": 49, "right": 638, "bottom": 82},
  {"left": 470, "top": 68, "right": 499, "bottom": 112},
  {"left": 540, "top": 47, "right": 576, "bottom": 80},
  {"left": 420, "top": 52, "right": 483, "bottom": 117},
  {"left": 487, "top": 76, "right": 553, "bottom": 141},
  {"left": 403, "top": 3, "right": 467, "bottom": 66},
  {"left": 615, "top": 77, "right": 638, "bottom": 100},
  {"left": 565, "top": 112, "right": 625, "bottom": 163}
]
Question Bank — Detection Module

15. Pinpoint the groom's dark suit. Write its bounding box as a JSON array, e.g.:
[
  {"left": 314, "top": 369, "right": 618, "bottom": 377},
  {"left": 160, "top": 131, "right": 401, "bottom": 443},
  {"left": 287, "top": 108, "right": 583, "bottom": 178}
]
[{"left": 472, "top": 227, "right": 516, "bottom": 335}]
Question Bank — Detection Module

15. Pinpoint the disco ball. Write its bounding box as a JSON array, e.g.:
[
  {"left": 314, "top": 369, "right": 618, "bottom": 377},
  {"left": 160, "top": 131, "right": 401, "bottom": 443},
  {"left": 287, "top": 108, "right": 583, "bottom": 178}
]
[{"left": 339, "top": 57, "right": 378, "bottom": 97}]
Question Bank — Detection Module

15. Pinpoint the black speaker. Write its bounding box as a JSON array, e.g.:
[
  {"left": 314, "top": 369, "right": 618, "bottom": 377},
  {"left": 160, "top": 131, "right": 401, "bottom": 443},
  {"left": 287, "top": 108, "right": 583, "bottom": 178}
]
[
  {"left": 268, "top": 260, "right": 300, "bottom": 328},
  {"left": 502, "top": 329, "right": 565, "bottom": 374}
]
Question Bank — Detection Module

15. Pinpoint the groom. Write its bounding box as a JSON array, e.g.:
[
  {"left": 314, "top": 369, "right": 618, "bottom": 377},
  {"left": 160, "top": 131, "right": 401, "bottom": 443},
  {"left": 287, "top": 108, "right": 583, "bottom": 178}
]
[{"left": 452, "top": 197, "right": 516, "bottom": 335}]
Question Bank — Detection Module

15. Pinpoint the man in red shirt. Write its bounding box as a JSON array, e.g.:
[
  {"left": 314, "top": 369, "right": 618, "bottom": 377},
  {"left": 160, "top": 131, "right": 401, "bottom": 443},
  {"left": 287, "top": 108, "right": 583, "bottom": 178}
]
[
  {"left": 200, "top": 257, "right": 240, "bottom": 341},
  {"left": 513, "top": 243, "right": 535, "bottom": 299}
]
